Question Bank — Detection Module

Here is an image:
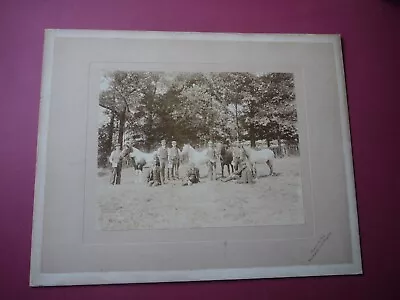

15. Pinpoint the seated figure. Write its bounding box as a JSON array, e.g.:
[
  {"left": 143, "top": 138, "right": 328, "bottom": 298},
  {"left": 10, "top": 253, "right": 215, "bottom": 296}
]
[
  {"left": 147, "top": 157, "right": 162, "bottom": 187},
  {"left": 182, "top": 162, "right": 200, "bottom": 186},
  {"left": 222, "top": 158, "right": 255, "bottom": 184}
]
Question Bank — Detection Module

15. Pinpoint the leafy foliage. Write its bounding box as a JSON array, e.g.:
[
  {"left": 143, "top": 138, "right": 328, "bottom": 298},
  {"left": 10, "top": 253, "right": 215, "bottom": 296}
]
[{"left": 98, "top": 71, "right": 299, "bottom": 167}]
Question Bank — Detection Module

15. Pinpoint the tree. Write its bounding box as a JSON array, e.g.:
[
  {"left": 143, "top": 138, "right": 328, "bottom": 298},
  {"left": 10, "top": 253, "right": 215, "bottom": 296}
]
[
  {"left": 97, "top": 71, "right": 299, "bottom": 168},
  {"left": 251, "top": 73, "right": 297, "bottom": 151}
]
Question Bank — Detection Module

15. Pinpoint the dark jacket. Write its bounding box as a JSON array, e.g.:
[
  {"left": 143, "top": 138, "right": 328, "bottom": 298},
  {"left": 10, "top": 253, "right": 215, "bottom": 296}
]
[{"left": 147, "top": 165, "right": 161, "bottom": 183}]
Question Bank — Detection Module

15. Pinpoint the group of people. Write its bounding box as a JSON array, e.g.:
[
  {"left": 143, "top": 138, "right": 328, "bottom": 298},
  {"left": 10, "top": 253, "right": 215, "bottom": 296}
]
[
  {"left": 108, "top": 139, "right": 256, "bottom": 187},
  {"left": 108, "top": 139, "right": 184, "bottom": 186},
  {"left": 154, "top": 139, "right": 181, "bottom": 183},
  {"left": 147, "top": 157, "right": 200, "bottom": 187},
  {"left": 147, "top": 139, "right": 200, "bottom": 187},
  {"left": 221, "top": 150, "right": 256, "bottom": 184},
  {"left": 205, "top": 139, "right": 256, "bottom": 184}
]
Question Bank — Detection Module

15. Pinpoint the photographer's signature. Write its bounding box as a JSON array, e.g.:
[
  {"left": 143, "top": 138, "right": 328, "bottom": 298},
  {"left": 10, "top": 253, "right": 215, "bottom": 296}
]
[{"left": 308, "top": 232, "right": 332, "bottom": 262}]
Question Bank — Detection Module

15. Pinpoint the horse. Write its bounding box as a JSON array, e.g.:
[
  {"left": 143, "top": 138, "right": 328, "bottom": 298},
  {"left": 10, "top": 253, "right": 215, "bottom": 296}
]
[
  {"left": 233, "top": 145, "right": 275, "bottom": 177},
  {"left": 181, "top": 144, "right": 209, "bottom": 167},
  {"left": 130, "top": 147, "right": 157, "bottom": 176},
  {"left": 215, "top": 143, "right": 234, "bottom": 177}
]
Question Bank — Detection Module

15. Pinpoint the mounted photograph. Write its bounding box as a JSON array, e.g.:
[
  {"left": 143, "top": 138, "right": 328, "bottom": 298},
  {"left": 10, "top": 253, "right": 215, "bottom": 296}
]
[
  {"left": 97, "top": 71, "right": 304, "bottom": 230},
  {"left": 30, "top": 30, "right": 362, "bottom": 287}
]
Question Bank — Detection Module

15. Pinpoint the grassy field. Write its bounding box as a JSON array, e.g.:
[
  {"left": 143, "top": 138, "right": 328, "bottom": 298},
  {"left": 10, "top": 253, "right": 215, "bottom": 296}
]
[{"left": 96, "top": 157, "right": 304, "bottom": 230}]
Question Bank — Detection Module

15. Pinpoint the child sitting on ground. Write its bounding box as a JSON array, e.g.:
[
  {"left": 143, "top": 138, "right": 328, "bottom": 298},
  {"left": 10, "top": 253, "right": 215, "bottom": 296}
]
[
  {"left": 147, "top": 156, "right": 162, "bottom": 187},
  {"left": 236, "top": 158, "right": 255, "bottom": 184},
  {"left": 182, "top": 162, "right": 200, "bottom": 186}
]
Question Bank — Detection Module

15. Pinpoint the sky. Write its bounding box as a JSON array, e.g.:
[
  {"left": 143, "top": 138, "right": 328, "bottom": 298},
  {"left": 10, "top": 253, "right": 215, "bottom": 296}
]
[{"left": 98, "top": 75, "right": 110, "bottom": 127}]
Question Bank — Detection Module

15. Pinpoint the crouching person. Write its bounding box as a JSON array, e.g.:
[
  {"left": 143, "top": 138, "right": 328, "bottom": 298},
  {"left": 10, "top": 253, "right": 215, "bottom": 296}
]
[
  {"left": 221, "top": 164, "right": 242, "bottom": 182},
  {"left": 236, "top": 159, "right": 255, "bottom": 184},
  {"left": 136, "top": 158, "right": 147, "bottom": 173},
  {"left": 147, "top": 157, "right": 162, "bottom": 187},
  {"left": 182, "top": 163, "right": 200, "bottom": 186},
  {"left": 222, "top": 158, "right": 255, "bottom": 184}
]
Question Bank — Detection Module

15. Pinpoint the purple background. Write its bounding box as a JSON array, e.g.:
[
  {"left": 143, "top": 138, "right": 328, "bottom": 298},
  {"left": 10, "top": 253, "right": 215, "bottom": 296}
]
[{"left": 1, "top": 0, "right": 399, "bottom": 299}]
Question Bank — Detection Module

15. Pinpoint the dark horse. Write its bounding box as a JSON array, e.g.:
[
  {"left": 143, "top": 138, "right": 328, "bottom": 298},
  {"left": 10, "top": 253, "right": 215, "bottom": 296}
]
[{"left": 218, "top": 144, "right": 234, "bottom": 177}]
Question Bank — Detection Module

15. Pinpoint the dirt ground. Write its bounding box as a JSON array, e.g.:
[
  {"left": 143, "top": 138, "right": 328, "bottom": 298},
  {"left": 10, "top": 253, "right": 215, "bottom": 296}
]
[{"left": 96, "top": 157, "right": 304, "bottom": 230}]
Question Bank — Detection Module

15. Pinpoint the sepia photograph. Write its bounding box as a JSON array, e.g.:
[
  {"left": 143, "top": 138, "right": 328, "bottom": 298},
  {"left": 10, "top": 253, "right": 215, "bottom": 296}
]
[{"left": 97, "top": 71, "right": 304, "bottom": 230}]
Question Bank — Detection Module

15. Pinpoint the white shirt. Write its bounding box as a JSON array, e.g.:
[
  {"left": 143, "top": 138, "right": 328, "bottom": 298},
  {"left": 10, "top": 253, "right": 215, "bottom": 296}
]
[{"left": 109, "top": 150, "right": 121, "bottom": 167}]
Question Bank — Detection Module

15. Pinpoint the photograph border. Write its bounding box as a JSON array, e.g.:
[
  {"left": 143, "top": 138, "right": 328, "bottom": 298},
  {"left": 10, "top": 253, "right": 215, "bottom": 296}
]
[{"left": 30, "top": 29, "right": 362, "bottom": 287}]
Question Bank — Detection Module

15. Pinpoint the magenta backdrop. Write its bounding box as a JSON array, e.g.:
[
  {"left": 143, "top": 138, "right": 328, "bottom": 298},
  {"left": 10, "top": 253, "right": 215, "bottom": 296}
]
[{"left": 1, "top": 0, "right": 399, "bottom": 299}]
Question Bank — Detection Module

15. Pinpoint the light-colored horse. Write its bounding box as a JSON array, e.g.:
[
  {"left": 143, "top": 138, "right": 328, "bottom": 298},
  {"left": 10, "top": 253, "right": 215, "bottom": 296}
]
[
  {"left": 181, "top": 144, "right": 209, "bottom": 167},
  {"left": 129, "top": 147, "right": 157, "bottom": 181},
  {"left": 130, "top": 147, "right": 156, "bottom": 165},
  {"left": 234, "top": 146, "right": 275, "bottom": 176}
]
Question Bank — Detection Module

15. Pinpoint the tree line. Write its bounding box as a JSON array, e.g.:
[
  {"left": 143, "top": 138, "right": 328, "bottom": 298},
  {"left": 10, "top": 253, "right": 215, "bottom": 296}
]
[{"left": 98, "top": 71, "right": 298, "bottom": 168}]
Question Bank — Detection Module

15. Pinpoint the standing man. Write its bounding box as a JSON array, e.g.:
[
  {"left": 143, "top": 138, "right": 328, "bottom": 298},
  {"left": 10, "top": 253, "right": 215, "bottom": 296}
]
[
  {"left": 157, "top": 139, "right": 169, "bottom": 184},
  {"left": 109, "top": 144, "right": 122, "bottom": 185},
  {"left": 169, "top": 140, "right": 180, "bottom": 179},
  {"left": 206, "top": 141, "right": 217, "bottom": 180}
]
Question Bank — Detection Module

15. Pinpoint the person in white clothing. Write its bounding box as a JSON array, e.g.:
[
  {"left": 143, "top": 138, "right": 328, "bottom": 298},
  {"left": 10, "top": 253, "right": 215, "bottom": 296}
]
[{"left": 109, "top": 145, "right": 122, "bottom": 185}]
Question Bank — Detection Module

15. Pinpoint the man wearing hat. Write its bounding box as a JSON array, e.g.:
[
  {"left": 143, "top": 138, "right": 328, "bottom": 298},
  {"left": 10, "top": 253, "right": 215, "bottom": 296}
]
[
  {"left": 157, "top": 139, "right": 169, "bottom": 183},
  {"left": 168, "top": 140, "right": 180, "bottom": 179},
  {"left": 206, "top": 140, "right": 217, "bottom": 180},
  {"left": 109, "top": 144, "right": 122, "bottom": 185}
]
